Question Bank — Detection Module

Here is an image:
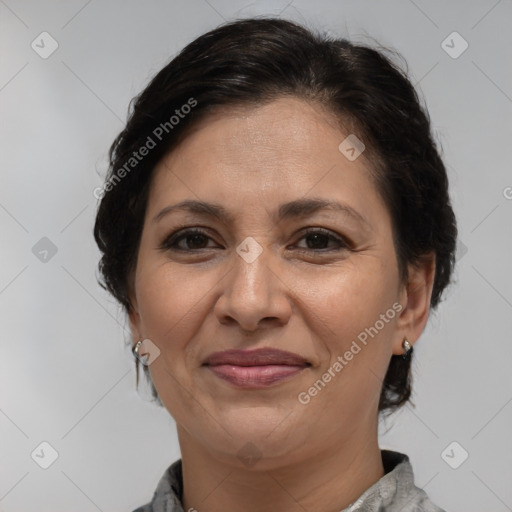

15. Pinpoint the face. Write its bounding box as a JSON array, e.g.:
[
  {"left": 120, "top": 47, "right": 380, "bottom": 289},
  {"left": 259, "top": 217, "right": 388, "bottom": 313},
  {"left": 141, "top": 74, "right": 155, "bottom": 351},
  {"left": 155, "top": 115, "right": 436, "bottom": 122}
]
[{"left": 129, "top": 97, "right": 431, "bottom": 468}]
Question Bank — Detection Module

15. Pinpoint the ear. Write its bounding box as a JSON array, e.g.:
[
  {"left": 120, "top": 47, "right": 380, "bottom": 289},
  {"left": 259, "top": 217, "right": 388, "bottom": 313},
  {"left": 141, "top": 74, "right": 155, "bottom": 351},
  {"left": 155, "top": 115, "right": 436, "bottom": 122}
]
[
  {"left": 392, "top": 253, "right": 436, "bottom": 356},
  {"left": 127, "top": 293, "right": 143, "bottom": 345}
]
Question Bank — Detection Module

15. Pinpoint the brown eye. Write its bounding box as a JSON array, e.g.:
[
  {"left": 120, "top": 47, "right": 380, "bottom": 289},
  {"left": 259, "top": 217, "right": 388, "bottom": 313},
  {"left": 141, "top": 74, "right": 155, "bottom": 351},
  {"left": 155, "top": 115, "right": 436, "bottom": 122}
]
[
  {"left": 160, "top": 227, "right": 350, "bottom": 254},
  {"left": 161, "top": 228, "right": 219, "bottom": 251},
  {"left": 293, "top": 228, "right": 350, "bottom": 252}
]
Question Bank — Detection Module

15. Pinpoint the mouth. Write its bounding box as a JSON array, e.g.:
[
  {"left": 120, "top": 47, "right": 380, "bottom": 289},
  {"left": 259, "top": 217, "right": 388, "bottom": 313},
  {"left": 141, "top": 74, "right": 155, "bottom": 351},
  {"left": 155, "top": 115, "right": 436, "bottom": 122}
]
[{"left": 203, "top": 348, "right": 311, "bottom": 388}]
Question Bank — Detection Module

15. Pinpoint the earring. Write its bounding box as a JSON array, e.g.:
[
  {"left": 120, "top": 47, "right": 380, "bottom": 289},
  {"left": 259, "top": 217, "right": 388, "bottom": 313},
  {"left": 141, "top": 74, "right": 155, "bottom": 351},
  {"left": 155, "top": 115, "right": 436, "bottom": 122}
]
[
  {"left": 402, "top": 339, "right": 412, "bottom": 360},
  {"left": 132, "top": 340, "right": 143, "bottom": 356},
  {"left": 132, "top": 338, "right": 160, "bottom": 366},
  {"left": 132, "top": 340, "right": 149, "bottom": 365}
]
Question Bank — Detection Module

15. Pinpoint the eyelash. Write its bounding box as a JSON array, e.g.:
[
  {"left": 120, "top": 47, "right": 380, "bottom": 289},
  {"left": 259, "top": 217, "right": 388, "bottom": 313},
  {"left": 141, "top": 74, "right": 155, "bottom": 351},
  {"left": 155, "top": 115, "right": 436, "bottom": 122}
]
[{"left": 160, "top": 226, "right": 351, "bottom": 254}]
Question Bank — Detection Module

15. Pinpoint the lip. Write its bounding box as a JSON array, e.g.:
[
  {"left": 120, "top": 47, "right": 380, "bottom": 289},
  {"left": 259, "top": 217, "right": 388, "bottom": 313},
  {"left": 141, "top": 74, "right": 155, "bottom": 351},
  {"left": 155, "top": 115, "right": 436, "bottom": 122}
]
[
  {"left": 203, "top": 348, "right": 311, "bottom": 388},
  {"left": 203, "top": 347, "right": 309, "bottom": 366}
]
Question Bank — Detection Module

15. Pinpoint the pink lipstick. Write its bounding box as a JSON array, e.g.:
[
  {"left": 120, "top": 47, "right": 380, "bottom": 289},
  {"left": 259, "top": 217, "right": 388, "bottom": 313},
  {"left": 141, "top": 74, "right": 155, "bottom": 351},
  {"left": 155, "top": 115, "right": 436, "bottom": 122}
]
[{"left": 203, "top": 348, "right": 310, "bottom": 388}]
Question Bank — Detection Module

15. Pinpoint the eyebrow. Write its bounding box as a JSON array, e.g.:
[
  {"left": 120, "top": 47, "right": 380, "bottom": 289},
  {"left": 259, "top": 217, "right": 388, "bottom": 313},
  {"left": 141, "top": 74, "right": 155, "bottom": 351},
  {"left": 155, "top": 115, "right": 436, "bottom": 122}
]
[{"left": 152, "top": 198, "right": 370, "bottom": 227}]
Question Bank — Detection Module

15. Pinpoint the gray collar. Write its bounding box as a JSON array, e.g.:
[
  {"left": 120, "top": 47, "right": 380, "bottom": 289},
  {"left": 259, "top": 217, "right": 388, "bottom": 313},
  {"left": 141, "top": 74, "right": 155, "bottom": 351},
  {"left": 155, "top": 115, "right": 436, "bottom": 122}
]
[{"left": 132, "top": 450, "right": 446, "bottom": 512}]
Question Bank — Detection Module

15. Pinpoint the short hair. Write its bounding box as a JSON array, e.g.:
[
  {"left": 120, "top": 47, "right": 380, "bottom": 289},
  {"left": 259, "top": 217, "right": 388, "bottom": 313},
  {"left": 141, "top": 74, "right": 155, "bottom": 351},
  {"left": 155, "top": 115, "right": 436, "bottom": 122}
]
[{"left": 93, "top": 17, "right": 458, "bottom": 415}]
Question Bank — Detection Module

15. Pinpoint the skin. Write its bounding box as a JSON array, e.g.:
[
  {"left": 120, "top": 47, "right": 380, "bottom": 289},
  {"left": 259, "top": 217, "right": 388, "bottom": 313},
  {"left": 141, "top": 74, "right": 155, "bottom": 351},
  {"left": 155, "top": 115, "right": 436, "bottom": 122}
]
[{"left": 128, "top": 97, "right": 435, "bottom": 512}]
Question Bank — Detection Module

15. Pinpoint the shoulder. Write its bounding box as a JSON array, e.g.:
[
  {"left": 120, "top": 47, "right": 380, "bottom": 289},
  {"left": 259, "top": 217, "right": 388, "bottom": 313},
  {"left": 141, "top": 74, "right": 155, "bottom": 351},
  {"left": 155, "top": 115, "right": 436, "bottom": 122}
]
[
  {"left": 381, "top": 449, "right": 447, "bottom": 512},
  {"left": 130, "top": 458, "right": 184, "bottom": 512},
  {"left": 340, "top": 450, "right": 447, "bottom": 511},
  {"left": 131, "top": 506, "right": 152, "bottom": 512}
]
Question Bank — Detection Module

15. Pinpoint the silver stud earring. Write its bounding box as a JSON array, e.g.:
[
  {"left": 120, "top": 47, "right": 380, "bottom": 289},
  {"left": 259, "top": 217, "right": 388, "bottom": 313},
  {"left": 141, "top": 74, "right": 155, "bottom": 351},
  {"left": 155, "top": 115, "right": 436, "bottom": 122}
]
[
  {"left": 132, "top": 340, "right": 148, "bottom": 365},
  {"left": 132, "top": 338, "right": 161, "bottom": 366},
  {"left": 402, "top": 339, "right": 412, "bottom": 360},
  {"left": 132, "top": 340, "right": 142, "bottom": 355}
]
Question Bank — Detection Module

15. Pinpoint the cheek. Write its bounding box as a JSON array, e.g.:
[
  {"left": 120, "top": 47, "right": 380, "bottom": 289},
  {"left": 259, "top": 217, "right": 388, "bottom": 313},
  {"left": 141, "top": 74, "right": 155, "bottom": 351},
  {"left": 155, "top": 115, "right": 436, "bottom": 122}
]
[
  {"left": 298, "top": 258, "right": 399, "bottom": 372},
  {"left": 136, "top": 262, "right": 199, "bottom": 345},
  {"left": 135, "top": 259, "right": 229, "bottom": 368},
  {"left": 305, "top": 258, "right": 396, "bottom": 326}
]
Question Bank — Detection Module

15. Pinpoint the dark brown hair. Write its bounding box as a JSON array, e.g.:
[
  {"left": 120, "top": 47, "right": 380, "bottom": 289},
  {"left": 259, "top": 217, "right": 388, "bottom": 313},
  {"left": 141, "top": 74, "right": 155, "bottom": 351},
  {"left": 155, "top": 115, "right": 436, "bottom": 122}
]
[{"left": 93, "top": 17, "right": 457, "bottom": 415}]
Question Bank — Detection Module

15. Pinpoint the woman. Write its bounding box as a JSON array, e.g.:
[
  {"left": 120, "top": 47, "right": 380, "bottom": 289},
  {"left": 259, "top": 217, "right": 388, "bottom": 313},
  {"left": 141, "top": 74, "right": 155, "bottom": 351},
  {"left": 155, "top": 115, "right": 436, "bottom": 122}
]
[{"left": 94, "top": 17, "right": 457, "bottom": 512}]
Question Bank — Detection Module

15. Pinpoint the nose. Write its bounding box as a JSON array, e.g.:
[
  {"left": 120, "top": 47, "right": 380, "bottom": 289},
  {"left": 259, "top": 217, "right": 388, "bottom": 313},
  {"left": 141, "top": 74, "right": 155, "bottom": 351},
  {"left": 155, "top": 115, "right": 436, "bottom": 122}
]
[{"left": 214, "top": 247, "right": 293, "bottom": 332}]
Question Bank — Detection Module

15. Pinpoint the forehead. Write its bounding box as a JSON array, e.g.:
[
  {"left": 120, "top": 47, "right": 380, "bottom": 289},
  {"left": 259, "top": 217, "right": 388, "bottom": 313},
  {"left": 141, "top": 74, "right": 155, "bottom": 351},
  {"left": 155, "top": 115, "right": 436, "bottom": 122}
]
[
  {"left": 162, "top": 97, "right": 356, "bottom": 170},
  {"left": 147, "top": 97, "right": 387, "bottom": 225}
]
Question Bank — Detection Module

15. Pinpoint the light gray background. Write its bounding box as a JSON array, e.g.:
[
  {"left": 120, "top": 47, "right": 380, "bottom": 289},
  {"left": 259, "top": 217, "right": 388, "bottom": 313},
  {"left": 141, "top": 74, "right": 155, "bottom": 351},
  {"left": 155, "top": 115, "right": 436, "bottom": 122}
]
[{"left": 1, "top": 1, "right": 511, "bottom": 511}]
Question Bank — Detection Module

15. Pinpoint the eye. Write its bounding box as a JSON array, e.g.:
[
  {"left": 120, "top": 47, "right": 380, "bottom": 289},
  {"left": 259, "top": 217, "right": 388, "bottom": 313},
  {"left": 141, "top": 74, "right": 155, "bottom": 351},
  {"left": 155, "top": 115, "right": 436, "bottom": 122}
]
[
  {"left": 292, "top": 228, "right": 350, "bottom": 253},
  {"left": 160, "top": 228, "right": 219, "bottom": 252},
  {"left": 160, "top": 227, "right": 351, "bottom": 253}
]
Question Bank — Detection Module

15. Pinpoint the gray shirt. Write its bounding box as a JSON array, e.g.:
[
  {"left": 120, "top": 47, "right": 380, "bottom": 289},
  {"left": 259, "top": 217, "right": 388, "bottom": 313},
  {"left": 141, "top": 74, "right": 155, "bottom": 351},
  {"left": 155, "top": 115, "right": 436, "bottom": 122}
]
[{"left": 132, "top": 449, "right": 447, "bottom": 512}]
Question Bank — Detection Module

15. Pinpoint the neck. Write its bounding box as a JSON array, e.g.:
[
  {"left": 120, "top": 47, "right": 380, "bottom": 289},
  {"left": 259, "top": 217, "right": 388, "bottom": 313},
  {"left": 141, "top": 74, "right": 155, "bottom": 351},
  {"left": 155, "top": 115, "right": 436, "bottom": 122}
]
[{"left": 177, "top": 425, "right": 385, "bottom": 512}]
